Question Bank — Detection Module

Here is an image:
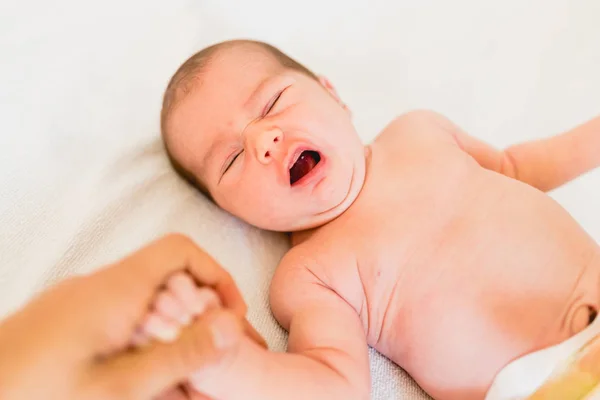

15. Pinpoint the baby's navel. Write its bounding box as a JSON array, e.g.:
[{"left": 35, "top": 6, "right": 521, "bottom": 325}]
[{"left": 571, "top": 305, "right": 598, "bottom": 335}]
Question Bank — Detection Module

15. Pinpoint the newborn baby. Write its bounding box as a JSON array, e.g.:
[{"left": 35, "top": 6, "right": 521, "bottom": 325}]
[{"left": 139, "top": 40, "right": 600, "bottom": 399}]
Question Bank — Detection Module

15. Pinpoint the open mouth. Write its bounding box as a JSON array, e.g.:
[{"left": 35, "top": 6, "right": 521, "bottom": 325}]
[{"left": 289, "top": 150, "right": 321, "bottom": 186}]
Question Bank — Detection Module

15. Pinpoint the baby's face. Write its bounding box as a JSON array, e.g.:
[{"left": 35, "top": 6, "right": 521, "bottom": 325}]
[{"left": 168, "top": 47, "right": 366, "bottom": 231}]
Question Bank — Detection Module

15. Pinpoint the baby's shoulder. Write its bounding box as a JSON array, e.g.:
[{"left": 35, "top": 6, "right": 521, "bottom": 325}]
[
  {"left": 374, "top": 109, "right": 458, "bottom": 147},
  {"left": 278, "top": 235, "right": 348, "bottom": 271},
  {"left": 273, "top": 233, "right": 356, "bottom": 286},
  {"left": 269, "top": 243, "right": 342, "bottom": 318},
  {"left": 270, "top": 238, "right": 363, "bottom": 325}
]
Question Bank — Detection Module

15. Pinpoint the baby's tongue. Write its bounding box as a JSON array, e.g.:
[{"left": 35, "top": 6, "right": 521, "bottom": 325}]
[{"left": 290, "top": 152, "right": 317, "bottom": 185}]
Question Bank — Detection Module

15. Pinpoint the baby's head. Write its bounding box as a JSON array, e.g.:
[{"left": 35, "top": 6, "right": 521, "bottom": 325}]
[{"left": 161, "top": 40, "right": 367, "bottom": 232}]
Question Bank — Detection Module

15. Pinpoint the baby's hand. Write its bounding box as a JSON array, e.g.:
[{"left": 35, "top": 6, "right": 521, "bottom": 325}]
[
  {"left": 132, "top": 271, "right": 268, "bottom": 398},
  {"left": 132, "top": 272, "right": 222, "bottom": 346}
]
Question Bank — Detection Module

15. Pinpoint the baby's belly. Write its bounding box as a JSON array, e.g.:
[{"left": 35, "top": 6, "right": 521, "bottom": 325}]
[{"left": 373, "top": 176, "right": 600, "bottom": 400}]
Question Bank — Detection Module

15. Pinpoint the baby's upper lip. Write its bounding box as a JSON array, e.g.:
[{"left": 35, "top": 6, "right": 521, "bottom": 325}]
[{"left": 285, "top": 145, "right": 312, "bottom": 171}]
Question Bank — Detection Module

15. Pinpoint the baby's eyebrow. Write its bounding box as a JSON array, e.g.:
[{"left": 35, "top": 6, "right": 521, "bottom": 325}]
[
  {"left": 199, "top": 138, "right": 224, "bottom": 178},
  {"left": 243, "top": 75, "right": 278, "bottom": 112}
]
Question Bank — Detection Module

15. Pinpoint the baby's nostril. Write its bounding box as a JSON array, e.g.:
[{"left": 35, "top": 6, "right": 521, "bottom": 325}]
[
  {"left": 264, "top": 151, "right": 270, "bottom": 158},
  {"left": 273, "top": 137, "right": 279, "bottom": 143}
]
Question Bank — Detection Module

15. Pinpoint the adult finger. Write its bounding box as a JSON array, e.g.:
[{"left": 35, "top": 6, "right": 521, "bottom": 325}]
[
  {"left": 95, "top": 234, "right": 243, "bottom": 313},
  {"left": 243, "top": 319, "right": 268, "bottom": 349},
  {"left": 77, "top": 234, "right": 248, "bottom": 351},
  {"left": 88, "top": 309, "right": 241, "bottom": 400}
]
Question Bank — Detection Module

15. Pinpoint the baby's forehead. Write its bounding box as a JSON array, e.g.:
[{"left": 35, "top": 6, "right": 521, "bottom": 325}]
[
  {"left": 206, "top": 44, "right": 282, "bottom": 79},
  {"left": 187, "top": 49, "right": 290, "bottom": 115},
  {"left": 183, "top": 49, "right": 281, "bottom": 109}
]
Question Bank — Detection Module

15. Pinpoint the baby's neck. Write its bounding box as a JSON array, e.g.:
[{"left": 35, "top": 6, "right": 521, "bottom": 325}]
[{"left": 289, "top": 229, "right": 315, "bottom": 247}]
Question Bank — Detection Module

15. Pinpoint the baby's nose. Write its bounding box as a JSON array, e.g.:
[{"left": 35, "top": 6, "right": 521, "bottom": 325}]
[{"left": 255, "top": 128, "right": 284, "bottom": 164}]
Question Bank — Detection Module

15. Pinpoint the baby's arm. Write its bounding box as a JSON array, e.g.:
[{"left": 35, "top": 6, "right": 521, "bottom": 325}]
[
  {"left": 189, "top": 256, "right": 371, "bottom": 400},
  {"left": 425, "top": 110, "right": 600, "bottom": 192}
]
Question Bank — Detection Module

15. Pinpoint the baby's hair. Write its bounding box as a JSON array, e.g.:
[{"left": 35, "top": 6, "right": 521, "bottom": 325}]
[{"left": 161, "top": 39, "right": 318, "bottom": 200}]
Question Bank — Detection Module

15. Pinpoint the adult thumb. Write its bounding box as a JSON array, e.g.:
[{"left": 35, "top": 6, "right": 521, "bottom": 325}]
[{"left": 90, "top": 309, "right": 242, "bottom": 400}]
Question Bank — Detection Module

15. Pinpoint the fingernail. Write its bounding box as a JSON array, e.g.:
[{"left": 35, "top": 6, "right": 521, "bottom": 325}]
[
  {"left": 156, "top": 325, "right": 179, "bottom": 342},
  {"left": 146, "top": 316, "right": 180, "bottom": 342},
  {"left": 179, "top": 313, "right": 192, "bottom": 326},
  {"left": 211, "top": 315, "right": 238, "bottom": 349},
  {"left": 192, "top": 302, "right": 207, "bottom": 316}
]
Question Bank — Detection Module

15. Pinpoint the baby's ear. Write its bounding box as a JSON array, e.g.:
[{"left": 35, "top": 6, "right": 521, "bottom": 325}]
[{"left": 318, "top": 76, "right": 351, "bottom": 116}]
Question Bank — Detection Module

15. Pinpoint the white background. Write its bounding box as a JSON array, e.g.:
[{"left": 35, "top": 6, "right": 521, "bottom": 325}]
[{"left": 1, "top": 1, "right": 599, "bottom": 398}]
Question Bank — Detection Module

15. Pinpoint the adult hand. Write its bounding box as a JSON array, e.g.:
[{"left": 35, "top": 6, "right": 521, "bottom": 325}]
[{"left": 0, "top": 234, "right": 266, "bottom": 400}]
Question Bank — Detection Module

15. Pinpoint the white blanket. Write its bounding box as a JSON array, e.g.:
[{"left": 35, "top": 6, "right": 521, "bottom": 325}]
[{"left": 1, "top": 0, "right": 599, "bottom": 398}]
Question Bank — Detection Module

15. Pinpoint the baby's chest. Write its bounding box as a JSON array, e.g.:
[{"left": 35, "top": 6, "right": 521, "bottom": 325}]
[{"left": 337, "top": 178, "right": 465, "bottom": 276}]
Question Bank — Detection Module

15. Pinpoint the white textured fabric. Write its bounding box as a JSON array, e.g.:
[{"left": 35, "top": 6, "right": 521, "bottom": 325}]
[{"left": 1, "top": 1, "right": 599, "bottom": 399}]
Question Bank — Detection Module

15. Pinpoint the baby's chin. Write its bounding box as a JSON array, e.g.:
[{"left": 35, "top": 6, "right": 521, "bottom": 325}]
[
  {"left": 246, "top": 208, "right": 343, "bottom": 233},
  {"left": 240, "top": 165, "right": 365, "bottom": 232},
  {"left": 280, "top": 174, "right": 365, "bottom": 231},
  {"left": 276, "top": 200, "right": 355, "bottom": 232}
]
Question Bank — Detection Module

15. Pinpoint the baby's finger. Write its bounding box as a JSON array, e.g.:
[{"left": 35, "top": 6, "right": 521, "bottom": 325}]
[
  {"left": 167, "top": 273, "right": 201, "bottom": 311},
  {"left": 141, "top": 313, "right": 180, "bottom": 343},
  {"left": 65, "top": 233, "right": 247, "bottom": 358},
  {"left": 154, "top": 290, "right": 192, "bottom": 325},
  {"left": 168, "top": 274, "right": 221, "bottom": 315},
  {"left": 193, "top": 287, "right": 222, "bottom": 315}
]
